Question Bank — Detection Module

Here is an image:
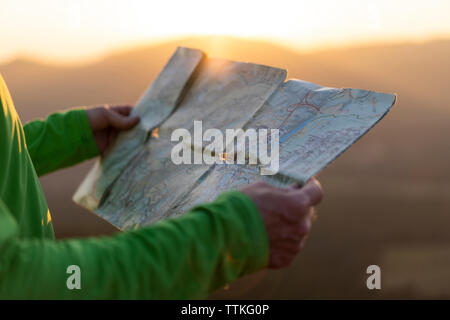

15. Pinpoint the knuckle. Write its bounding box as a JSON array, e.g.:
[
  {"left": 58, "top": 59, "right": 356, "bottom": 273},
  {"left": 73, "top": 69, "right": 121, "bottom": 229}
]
[
  {"left": 296, "top": 194, "right": 309, "bottom": 209},
  {"left": 280, "top": 205, "right": 297, "bottom": 223},
  {"left": 297, "top": 221, "right": 311, "bottom": 237},
  {"left": 298, "top": 240, "right": 306, "bottom": 251}
]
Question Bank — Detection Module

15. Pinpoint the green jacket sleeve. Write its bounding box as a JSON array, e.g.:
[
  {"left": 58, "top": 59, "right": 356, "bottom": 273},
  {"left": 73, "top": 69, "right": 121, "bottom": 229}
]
[
  {"left": 0, "top": 191, "right": 269, "bottom": 299},
  {"left": 23, "top": 109, "right": 99, "bottom": 176}
]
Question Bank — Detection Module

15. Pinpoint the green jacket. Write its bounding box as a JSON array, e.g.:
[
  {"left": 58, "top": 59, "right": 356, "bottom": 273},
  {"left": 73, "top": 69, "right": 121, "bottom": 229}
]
[{"left": 0, "top": 74, "right": 269, "bottom": 299}]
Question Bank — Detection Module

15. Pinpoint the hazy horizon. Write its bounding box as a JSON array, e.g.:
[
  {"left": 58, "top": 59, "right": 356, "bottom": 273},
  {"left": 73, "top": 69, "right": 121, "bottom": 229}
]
[
  {"left": 2, "top": 0, "right": 450, "bottom": 64},
  {"left": 2, "top": 34, "right": 450, "bottom": 67}
]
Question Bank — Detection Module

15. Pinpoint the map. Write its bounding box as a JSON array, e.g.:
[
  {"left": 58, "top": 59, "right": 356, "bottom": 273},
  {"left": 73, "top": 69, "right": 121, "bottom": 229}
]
[{"left": 73, "top": 47, "right": 396, "bottom": 230}]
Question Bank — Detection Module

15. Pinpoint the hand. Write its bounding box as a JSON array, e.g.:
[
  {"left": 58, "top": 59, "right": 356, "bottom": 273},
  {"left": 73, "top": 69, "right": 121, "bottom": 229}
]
[
  {"left": 86, "top": 104, "right": 140, "bottom": 155},
  {"left": 240, "top": 178, "right": 323, "bottom": 269}
]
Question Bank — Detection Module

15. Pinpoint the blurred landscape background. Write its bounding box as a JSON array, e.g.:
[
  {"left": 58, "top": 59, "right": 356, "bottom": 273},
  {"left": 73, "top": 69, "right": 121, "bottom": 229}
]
[
  {"left": 1, "top": 0, "right": 450, "bottom": 300},
  {"left": 1, "top": 36, "right": 449, "bottom": 299}
]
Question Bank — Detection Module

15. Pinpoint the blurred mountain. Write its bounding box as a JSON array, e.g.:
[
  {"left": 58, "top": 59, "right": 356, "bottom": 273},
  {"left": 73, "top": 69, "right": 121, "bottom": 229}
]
[
  {"left": 2, "top": 36, "right": 449, "bottom": 178},
  {"left": 1, "top": 36, "right": 449, "bottom": 299}
]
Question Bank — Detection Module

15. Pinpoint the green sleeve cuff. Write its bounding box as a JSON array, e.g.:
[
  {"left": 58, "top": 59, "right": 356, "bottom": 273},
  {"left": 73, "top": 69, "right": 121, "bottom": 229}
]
[
  {"left": 24, "top": 108, "right": 99, "bottom": 176},
  {"left": 215, "top": 190, "right": 270, "bottom": 273},
  {"left": 72, "top": 108, "right": 99, "bottom": 160}
]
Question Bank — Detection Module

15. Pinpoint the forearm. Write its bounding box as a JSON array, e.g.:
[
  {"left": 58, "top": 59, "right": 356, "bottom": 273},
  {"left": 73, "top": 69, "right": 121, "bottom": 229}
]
[
  {"left": 23, "top": 108, "right": 98, "bottom": 176},
  {"left": 0, "top": 191, "right": 268, "bottom": 299}
]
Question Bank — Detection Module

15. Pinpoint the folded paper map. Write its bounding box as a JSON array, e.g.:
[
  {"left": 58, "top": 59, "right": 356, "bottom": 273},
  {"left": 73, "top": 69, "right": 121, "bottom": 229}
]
[{"left": 73, "top": 47, "right": 396, "bottom": 229}]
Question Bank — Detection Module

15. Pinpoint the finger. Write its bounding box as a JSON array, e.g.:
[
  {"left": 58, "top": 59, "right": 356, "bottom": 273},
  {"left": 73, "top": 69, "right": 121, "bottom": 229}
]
[
  {"left": 297, "top": 236, "right": 309, "bottom": 252},
  {"left": 105, "top": 108, "right": 139, "bottom": 129},
  {"left": 269, "top": 252, "right": 296, "bottom": 269},
  {"left": 279, "top": 241, "right": 302, "bottom": 254},
  {"left": 269, "top": 256, "right": 288, "bottom": 269},
  {"left": 110, "top": 105, "right": 134, "bottom": 116},
  {"left": 309, "top": 207, "right": 318, "bottom": 222},
  {"left": 297, "top": 218, "right": 311, "bottom": 238},
  {"left": 296, "top": 178, "right": 323, "bottom": 206},
  {"left": 279, "top": 227, "right": 303, "bottom": 242},
  {"left": 288, "top": 181, "right": 302, "bottom": 190}
]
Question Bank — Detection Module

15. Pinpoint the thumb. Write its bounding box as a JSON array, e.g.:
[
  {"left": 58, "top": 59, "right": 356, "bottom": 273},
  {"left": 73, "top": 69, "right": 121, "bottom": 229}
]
[
  {"left": 106, "top": 108, "right": 140, "bottom": 129},
  {"left": 288, "top": 181, "right": 303, "bottom": 190}
]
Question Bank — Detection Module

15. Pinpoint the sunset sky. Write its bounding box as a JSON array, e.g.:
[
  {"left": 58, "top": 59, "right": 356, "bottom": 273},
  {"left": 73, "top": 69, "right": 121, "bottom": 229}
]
[{"left": 1, "top": 0, "right": 450, "bottom": 64}]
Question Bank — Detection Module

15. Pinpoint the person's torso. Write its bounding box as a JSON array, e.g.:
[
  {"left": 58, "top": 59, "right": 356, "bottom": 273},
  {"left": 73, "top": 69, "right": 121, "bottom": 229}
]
[{"left": 0, "top": 74, "right": 54, "bottom": 239}]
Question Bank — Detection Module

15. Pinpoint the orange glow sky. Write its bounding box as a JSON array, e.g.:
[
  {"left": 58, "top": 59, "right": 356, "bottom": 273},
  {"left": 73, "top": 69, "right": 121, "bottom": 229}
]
[{"left": 1, "top": 0, "right": 450, "bottom": 64}]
